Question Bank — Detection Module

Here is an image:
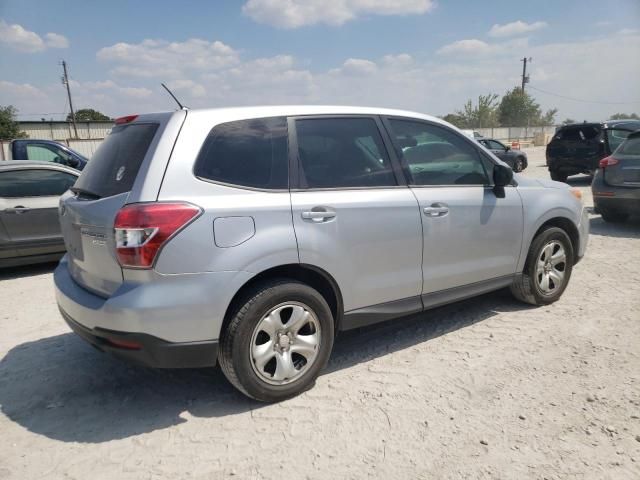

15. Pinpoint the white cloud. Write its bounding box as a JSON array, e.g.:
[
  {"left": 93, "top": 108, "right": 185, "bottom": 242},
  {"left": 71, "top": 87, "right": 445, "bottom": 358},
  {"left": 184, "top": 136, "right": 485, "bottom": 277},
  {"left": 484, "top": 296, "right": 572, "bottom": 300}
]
[
  {"left": 97, "top": 38, "right": 239, "bottom": 78},
  {"left": 0, "top": 19, "right": 68, "bottom": 52},
  {"left": 488, "top": 20, "right": 548, "bottom": 38},
  {"left": 45, "top": 32, "right": 69, "bottom": 49},
  {"left": 437, "top": 39, "right": 494, "bottom": 56},
  {"left": 4, "top": 29, "right": 640, "bottom": 125},
  {"left": 330, "top": 58, "right": 378, "bottom": 76},
  {"left": 242, "top": 0, "right": 434, "bottom": 28}
]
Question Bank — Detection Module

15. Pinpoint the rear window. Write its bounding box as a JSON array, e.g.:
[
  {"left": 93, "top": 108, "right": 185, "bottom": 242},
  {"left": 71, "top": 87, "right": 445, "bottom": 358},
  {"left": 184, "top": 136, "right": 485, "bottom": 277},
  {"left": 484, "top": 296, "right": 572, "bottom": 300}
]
[
  {"left": 555, "top": 126, "right": 600, "bottom": 141},
  {"left": 194, "top": 117, "right": 288, "bottom": 190},
  {"left": 617, "top": 134, "right": 640, "bottom": 155},
  {"left": 73, "top": 123, "right": 158, "bottom": 198}
]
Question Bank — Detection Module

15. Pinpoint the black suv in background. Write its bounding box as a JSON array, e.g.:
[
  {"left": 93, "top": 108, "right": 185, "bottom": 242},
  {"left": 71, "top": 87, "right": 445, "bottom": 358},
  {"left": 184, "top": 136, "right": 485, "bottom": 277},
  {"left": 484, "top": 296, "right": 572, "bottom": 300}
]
[{"left": 546, "top": 120, "right": 640, "bottom": 182}]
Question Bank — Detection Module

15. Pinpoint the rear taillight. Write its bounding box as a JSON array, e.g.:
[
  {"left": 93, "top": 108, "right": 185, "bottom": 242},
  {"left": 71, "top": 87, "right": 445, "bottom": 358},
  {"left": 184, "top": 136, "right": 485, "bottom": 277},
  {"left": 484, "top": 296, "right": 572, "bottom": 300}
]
[
  {"left": 599, "top": 156, "right": 619, "bottom": 168},
  {"left": 114, "top": 203, "right": 201, "bottom": 268}
]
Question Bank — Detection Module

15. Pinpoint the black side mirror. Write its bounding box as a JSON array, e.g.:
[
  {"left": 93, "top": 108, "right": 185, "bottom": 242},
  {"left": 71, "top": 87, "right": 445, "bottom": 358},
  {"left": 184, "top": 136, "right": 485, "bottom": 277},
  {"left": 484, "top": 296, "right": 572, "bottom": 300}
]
[
  {"left": 505, "top": 145, "right": 511, "bottom": 151},
  {"left": 493, "top": 163, "right": 513, "bottom": 198}
]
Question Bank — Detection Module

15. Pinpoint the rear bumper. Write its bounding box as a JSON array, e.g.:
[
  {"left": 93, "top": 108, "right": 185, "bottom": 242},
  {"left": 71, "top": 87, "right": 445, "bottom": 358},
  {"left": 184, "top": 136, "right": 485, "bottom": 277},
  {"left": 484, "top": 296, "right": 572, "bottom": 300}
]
[
  {"left": 592, "top": 173, "right": 640, "bottom": 214},
  {"left": 54, "top": 255, "right": 252, "bottom": 366},
  {"left": 60, "top": 307, "right": 218, "bottom": 368}
]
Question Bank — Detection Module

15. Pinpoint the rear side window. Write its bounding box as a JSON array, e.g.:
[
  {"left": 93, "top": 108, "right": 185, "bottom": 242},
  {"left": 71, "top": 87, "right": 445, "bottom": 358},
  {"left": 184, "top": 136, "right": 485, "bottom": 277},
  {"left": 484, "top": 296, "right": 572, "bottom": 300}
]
[
  {"left": 194, "top": 117, "right": 288, "bottom": 189},
  {"left": 606, "top": 129, "right": 633, "bottom": 152},
  {"left": 0, "top": 169, "right": 77, "bottom": 197},
  {"left": 617, "top": 134, "right": 640, "bottom": 155},
  {"left": 73, "top": 123, "right": 158, "bottom": 198},
  {"left": 295, "top": 117, "right": 397, "bottom": 188}
]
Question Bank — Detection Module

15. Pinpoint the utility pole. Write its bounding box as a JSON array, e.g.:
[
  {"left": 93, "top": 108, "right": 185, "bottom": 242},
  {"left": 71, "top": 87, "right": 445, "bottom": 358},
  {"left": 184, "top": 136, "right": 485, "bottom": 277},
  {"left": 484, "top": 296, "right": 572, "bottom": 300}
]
[
  {"left": 61, "top": 60, "right": 78, "bottom": 139},
  {"left": 521, "top": 57, "right": 532, "bottom": 94}
]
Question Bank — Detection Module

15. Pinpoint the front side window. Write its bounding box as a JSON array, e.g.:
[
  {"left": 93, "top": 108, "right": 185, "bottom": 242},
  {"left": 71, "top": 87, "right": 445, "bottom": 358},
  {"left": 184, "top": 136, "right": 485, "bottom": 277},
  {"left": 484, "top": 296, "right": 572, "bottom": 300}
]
[
  {"left": 386, "top": 119, "right": 489, "bottom": 186},
  {"left": 194, "top": 117, "right": 288, "bottom": 189},
  {"left": 295, "top": 117, "right": 396, "bottom": 188},
  {"left": 0, "top": 169, "right": 76, "bottom": 197},
  {"left": 487, "top": 140, "right": 506, "bottom": 150}
]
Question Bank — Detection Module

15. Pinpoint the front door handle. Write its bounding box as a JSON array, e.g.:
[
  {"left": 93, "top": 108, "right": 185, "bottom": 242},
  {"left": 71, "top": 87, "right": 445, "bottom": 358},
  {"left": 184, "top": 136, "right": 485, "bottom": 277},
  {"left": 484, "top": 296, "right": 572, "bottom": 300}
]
[
  {"left": 4, "top": 206, "right": 30, "bottom": 214},
  {"left": 423, "top": 204, "right": 449, "bottom": 217},
  {"left": 301, "top": 208, "right": 336, "bottom": 222}
]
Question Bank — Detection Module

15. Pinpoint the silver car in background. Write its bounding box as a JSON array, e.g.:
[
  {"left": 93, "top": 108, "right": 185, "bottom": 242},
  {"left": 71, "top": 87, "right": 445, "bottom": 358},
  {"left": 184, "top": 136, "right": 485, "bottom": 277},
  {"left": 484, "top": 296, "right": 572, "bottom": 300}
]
[
  {"left": 54, "top": 106, "right": 588, "bottom": 402},
  {"left": 0, "top": 161, "right": 79, "bottom": 267}
]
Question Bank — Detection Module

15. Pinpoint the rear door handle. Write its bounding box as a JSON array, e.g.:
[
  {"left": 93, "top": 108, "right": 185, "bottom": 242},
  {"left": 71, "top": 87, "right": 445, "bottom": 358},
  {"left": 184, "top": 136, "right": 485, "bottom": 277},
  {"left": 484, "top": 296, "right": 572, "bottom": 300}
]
[
  {"left": 423, "top": 204, "right": 449, "bottom": 217},
  {"left": 4, "top": 206, "right": 30, "bottom": 214},
  {"left": 301, "top": 209, "right": 336, "bottom": 222}
]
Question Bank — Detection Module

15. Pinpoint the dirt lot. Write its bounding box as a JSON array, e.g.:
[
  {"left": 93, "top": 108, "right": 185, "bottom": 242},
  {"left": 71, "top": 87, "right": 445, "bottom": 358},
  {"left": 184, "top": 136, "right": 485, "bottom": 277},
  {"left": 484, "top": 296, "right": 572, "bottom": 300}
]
[{"left": 1, "top": 147, "right": 639, "bottom": 479}]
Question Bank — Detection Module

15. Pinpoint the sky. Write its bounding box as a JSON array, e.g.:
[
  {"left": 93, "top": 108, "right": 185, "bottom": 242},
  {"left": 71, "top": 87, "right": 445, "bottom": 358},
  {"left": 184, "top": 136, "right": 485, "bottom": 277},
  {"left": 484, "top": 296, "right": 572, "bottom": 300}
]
[{"left": 0, "top": 0, "right": 639, "bottom": 123}]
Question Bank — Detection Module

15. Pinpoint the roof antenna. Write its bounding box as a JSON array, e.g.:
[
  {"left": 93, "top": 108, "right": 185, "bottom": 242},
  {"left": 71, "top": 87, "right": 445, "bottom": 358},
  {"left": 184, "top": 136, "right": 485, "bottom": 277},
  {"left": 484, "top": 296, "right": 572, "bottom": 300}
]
[{"left": 161, "top": 83, "right": 186, "bottom": 110}]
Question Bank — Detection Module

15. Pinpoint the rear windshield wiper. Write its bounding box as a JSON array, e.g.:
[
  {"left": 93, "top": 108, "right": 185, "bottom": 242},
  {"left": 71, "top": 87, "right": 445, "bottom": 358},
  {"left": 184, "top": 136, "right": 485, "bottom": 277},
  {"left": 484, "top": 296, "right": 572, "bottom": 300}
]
[{"left": 70, "top": 186, "right": 102, "bottom": 200}]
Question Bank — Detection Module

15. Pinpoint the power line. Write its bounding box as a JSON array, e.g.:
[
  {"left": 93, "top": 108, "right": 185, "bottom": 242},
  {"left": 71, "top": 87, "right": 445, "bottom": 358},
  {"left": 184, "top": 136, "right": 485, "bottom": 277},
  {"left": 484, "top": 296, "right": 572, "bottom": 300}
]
[{"left": 528, "top": 85, "right": 640, "bottom": 105}]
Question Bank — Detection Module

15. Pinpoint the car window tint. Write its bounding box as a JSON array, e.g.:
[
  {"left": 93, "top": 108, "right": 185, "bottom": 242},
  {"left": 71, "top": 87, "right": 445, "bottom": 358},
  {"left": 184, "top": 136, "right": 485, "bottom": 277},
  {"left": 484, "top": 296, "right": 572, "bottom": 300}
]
[
  {"left": 617, "top": 135, "right": 640, "bottom": 155},
  {"left": 488, "top": 140, "right": 504, "bottom": 150},
  {"left": 387, "top": 119, "right": 489, "bottom": 186},
  {"left": 0, "top": 169, "right": 77, "bottom": 197},
  {"left": 295, "top": 118, "right": 396, "bottom": 188},
  {"left": 557, "top": 126, "right": 600, "bottom": 142},
  {"left": 194, "top": 117, "right": 288, "bottom": 189},
  {"left": 607, "top": 129, "right": 632, "bottom": 152},
  {"left": 26, "top": 144, "right": 61, "bottom": 162},
  {"left": 73, "top": 123, "right": 158, "bottom": 198}
]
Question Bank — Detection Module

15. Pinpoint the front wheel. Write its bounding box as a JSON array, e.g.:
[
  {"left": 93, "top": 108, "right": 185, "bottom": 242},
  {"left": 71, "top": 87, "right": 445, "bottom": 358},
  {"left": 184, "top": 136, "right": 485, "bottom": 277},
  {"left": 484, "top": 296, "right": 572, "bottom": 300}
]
[
  {"left": 511, "top": 227, "right": 574, "bottom": 305},
  {"left": 219, "top": 279, "right": 334, "bottom": 402}
]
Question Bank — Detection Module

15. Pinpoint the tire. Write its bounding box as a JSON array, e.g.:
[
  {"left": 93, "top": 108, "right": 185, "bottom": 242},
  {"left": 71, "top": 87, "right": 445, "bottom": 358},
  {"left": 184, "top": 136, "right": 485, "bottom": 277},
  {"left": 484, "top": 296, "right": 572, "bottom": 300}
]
[
  {"left": 550, "top": 170, "right": 567, "bottom": 182},
  {"left": 513, "top": 157, "right": 525, "bottom": 173},
  {"left": 600, "top": 209, "right": 628, "bottom": 223},
  {"left": 219, "top": 279, "right": 334, "bottom": 402},
  {"left": 510, "top": 227, "right": 574, "bottom": 306}
]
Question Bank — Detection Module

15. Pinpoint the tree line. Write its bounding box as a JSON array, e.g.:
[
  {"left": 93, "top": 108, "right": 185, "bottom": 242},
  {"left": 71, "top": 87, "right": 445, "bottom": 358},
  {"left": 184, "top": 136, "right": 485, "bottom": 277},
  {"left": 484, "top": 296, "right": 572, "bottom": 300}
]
[{"left": 441, "top": 87, "right": 559, "bottom": 129}]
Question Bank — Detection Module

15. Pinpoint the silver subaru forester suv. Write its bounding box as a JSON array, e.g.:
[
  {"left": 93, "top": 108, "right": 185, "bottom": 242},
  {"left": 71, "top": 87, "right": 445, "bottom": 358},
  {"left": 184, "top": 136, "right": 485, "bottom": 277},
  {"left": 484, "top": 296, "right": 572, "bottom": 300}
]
[{"left": 55, "top": 106, "right": 588, "bottom": 402}]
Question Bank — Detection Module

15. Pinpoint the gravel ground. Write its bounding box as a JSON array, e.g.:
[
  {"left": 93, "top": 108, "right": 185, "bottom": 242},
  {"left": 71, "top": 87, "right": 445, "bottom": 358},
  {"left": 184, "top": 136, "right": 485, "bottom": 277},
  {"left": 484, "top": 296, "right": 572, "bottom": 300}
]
[{"left": 1, "top": 147, "right": 639, "bottom": 479}]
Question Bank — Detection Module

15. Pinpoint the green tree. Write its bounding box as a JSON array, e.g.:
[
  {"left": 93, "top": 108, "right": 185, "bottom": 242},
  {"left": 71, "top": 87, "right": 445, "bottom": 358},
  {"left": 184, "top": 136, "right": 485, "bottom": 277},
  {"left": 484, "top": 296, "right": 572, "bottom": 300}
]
[
  {"left": 67, "top": 108, "right": 111, "bottom": 122},
  {"left": 441, "top": 113, "right": 467, "bottom": 128},
  {"left": 561, "top": 118, "right": 576, "bottom": 125},
  {"left": 0, "top": 105, "right": 28, "bottom": 140},
  {"left": 497, "top": 88, "right": 545, "bottom": 126},
  {"left": 443, "top": 93, "right": 500, "bottom": 129},
  {"left": 609, "top": 112, "right": 639, "bottom": 120}
]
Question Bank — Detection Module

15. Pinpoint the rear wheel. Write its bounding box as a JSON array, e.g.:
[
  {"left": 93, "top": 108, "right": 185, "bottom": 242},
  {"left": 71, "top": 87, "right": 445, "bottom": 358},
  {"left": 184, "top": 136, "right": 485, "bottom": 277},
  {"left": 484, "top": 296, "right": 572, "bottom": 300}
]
[
  {"left": 600, "top": 208, "right": 628, "bottom": 223},
  {"left": 550, "top": 170, "right": 567, "bottom": 182},
  {"left": 511, "top": 227, "right": 574, "bottom": 305},
  {"left": 219, "top": 279, "right": 334, "bottom": 402}
]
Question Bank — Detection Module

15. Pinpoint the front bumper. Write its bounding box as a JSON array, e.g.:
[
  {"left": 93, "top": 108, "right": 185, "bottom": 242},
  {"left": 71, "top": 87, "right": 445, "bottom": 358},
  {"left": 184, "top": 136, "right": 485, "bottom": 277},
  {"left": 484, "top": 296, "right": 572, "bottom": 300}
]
[
  {"left": 60, "top": 307, "right": 218, "bottom": 368},
  {"left": 576, "top": 205, "right": 589, "bottom": 263}
]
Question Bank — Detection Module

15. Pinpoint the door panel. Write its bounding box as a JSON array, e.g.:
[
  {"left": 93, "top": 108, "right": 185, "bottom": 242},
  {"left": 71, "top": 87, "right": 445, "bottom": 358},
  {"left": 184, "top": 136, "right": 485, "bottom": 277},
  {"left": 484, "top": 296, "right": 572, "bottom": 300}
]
[
  {"left": 1, "top": 195, "right": 64, "bottom": 256},
  {"left": 291, "top": 189, "right": 423, "bottom": 311},
  {"left": 383, "top": 117, "right": 523, "bottom": 295},
  {"left": 290, "top": 116, "right": 423, "bottom": 313},
  {"left": 412, "top": 186, "right": 523, "bottom": 293}
]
